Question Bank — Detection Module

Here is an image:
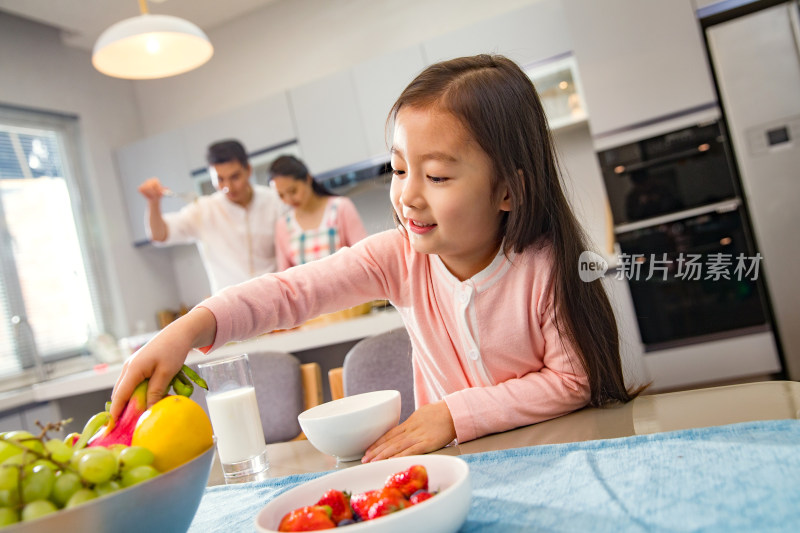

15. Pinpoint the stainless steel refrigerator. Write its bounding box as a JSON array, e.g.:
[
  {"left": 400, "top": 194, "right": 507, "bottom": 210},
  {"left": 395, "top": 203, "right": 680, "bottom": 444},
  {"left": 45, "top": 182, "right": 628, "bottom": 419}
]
[{"left": 704, "top": 0, "right": 800, "bottom": 380}]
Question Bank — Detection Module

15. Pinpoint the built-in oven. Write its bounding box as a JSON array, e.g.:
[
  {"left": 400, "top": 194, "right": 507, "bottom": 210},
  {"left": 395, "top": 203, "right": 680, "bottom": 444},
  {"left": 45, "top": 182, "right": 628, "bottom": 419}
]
[
  {"left": 600, "top": 119, "right": 739, "bottom": 226},
  {"left": 599, "top": 117, "right": 784, "bottom": 389},
  {"left": 615, "top": 202, "right": 769, "bottom": 349}
]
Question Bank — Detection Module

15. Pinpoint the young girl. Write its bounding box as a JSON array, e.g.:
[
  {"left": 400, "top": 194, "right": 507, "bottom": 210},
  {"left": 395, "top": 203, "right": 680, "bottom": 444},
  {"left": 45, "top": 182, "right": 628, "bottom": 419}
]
[
  {"left": 112, "top": 54, "right": 636, "bottom": 461},
  {"left": 268, "top": 155, "right": 367, "bottom": 270}
]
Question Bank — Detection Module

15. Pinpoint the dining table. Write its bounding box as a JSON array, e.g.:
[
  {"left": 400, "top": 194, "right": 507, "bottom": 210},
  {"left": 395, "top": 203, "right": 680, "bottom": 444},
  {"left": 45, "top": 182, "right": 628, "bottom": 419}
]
[{"left": 188, "top": 380, "right": 800, "bottom": 532}]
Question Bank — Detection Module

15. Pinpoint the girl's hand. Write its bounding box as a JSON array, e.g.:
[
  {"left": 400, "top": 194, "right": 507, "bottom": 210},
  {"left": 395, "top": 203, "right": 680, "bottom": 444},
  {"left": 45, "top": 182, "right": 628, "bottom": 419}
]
[
  {"left": 110, "top": 307, "right": 217, "bottom": 418},
  {"left": 361, "top": 401, "right": 456, "bottom": 462}
]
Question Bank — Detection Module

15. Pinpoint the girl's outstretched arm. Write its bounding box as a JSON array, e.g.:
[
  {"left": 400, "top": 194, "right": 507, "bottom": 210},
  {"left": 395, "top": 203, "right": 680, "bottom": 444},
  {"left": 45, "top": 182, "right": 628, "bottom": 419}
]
[
  {"left": 110, "top": 307, "right": 217, "bottom": 418},
  {"left": 361, "top": 401, "right": 456, "bottom": 462}
]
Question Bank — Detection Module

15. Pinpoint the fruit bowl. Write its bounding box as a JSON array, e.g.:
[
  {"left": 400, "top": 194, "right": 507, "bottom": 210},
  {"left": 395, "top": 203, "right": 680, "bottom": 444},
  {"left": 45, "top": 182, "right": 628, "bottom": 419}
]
[
  {"left": 2, "top": 442, "right": 215, "bottom": 533},
  {"left": 298, "top": 390, "right": 401, "bottom": 462},
  {"left": 255, "top": 455, "right": 471, "bottom": 533}
]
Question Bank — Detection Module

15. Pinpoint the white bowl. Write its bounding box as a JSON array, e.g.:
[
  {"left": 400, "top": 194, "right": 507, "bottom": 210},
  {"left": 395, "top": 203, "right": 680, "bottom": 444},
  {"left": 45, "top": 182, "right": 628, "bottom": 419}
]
[
  {"left": 255, "top": 455, "right": 471, "bottom": 533},
  {"left": 3, "top": 442, "right": 215, "bottom": 533},
  {"left": 298, "top": 390, "right": 401, "bottom": 461}
]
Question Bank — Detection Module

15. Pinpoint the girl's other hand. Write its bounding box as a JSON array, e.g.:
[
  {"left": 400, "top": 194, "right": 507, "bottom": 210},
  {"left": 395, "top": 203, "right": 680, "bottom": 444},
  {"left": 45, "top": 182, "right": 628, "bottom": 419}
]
[
  {"left": 110, "top": 307, "right": 216, "bottom": 418},
  {"left": 361, "top": 401, "right": 456, "bottom": 462}
]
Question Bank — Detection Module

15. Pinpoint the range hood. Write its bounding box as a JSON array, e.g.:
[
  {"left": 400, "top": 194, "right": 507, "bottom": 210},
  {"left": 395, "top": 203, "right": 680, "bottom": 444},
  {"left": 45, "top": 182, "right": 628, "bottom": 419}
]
[
  {"left": 314, "top": 153, "right": 392, "bottom": 193},
  {"left": 190, "top": 142, "right": 390, "bottom": 196}
]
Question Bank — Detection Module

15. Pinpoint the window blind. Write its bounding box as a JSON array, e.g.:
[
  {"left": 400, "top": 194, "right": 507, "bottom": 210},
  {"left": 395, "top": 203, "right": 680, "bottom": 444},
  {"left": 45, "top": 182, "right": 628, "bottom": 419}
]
[{"left": 0, "top": 105, "right": 114, "bottom": 379}]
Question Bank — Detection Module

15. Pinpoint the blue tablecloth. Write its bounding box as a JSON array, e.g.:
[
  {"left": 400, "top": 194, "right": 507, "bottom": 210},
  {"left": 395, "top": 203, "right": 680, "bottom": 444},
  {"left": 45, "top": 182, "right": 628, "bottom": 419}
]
[{"left": 188, "top": 420, "right": 800, "bottom": 532}]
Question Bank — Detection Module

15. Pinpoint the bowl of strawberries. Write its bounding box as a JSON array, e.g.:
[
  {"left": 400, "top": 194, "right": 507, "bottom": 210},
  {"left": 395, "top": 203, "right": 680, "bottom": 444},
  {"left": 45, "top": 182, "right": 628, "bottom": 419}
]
[{"left": 254, "top": 455, "right": 470, "bottom": 533}]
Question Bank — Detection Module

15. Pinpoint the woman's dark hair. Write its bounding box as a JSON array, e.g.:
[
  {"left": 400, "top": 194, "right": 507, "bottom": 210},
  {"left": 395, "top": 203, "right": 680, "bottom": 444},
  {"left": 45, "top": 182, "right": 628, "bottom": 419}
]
[
  {"left": 206, "top": 139, "right": 249, "bottom": 168},
  {"left": 268, "top": 155, "right": 334, "bottom": 197},
  {"left": 388, "top": 54, "right": 642, "bottom": 407}
]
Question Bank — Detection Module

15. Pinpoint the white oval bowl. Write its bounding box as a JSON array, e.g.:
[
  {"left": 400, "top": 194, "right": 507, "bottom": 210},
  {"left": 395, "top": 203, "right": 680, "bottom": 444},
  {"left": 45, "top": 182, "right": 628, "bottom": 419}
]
[
  {"left": 298, "top": 390, "right": 401, "bottom": 461},
  {"left": 255, "top": 455, "right": 471, "bottom": 533}
]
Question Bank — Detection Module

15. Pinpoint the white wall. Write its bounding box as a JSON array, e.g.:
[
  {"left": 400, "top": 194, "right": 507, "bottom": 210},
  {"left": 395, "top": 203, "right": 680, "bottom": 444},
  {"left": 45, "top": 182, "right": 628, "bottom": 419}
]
[
  {"left": 131, "top": 0, "right": 540, "bottom": 136},
  {"left": 1, "top": 0, "right": 579, "bottom": 333},
  {"left": 0, "top": 12, "right": 182, "bottom": 336}
]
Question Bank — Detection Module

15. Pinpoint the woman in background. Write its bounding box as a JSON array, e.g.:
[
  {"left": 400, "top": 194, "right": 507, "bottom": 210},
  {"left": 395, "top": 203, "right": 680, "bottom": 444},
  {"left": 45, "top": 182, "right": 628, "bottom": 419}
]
[{"left": 269, "top": 155, "right": 367, "bottom": 270}]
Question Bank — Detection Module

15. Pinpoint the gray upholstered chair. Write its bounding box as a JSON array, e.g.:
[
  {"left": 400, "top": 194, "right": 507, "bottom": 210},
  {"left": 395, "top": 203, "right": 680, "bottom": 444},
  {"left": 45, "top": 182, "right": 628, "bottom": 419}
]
[
  {"left": 190, "top": 351, "right": 321, "bottom": 444},
  {"left": 330, "top": 328, "right": 415, "bottom": 423}
]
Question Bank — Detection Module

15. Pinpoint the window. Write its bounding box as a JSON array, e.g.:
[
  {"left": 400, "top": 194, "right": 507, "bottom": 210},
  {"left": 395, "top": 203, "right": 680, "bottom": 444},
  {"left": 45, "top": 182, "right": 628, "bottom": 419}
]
[{"left": 0, "top": 105, "right": 112, "bottom": 383}]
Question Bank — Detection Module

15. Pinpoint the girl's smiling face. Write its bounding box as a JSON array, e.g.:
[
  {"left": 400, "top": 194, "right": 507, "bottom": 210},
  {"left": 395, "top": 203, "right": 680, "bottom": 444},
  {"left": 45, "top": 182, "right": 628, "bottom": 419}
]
[{"left": 390, "top": 106, "right": 511, "bottom": 281}]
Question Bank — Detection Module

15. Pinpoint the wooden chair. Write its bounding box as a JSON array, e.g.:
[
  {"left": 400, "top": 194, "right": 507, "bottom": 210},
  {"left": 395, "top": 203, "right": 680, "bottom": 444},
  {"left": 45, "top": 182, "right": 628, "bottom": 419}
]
[
  {"left": 328, "top": 328, "right": 415, "bottom": 423},
  {"left": 329, "top": 367, "right": 345, "bottom": 401},
  {"left": 190, "top": 352, "right": 322, "bottom": 444}
]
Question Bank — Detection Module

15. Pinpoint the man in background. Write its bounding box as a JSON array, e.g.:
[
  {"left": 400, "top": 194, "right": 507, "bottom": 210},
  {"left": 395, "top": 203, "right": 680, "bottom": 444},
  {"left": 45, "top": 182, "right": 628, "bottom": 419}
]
[{"left": 138, "top": 139, "right": 282, "bottom": 294}]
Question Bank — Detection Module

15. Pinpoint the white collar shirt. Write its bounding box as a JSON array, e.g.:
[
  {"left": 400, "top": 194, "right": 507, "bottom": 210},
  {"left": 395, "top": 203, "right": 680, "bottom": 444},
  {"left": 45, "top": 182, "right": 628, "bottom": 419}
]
[{"left": 153, "top": 184, "right": 282, "bottom": 293}]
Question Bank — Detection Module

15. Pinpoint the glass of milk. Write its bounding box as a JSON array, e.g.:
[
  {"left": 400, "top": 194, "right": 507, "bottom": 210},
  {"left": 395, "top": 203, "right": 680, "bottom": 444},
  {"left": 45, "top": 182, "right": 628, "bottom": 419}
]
[{"left": 198, "top": 354, "right": 268, "bottom": 482}]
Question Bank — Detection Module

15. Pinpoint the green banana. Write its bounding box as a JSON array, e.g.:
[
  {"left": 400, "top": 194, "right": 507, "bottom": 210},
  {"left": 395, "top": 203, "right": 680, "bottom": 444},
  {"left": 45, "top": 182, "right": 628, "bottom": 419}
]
[
  {"left": 171, "top": 371, "right": 194, "bottom": 397},
  {"left": 180, "top": 365, "right": 208, "bottom": 390},
  {"left": 74, "top": 411, "right": 111, "bottom": 450}
]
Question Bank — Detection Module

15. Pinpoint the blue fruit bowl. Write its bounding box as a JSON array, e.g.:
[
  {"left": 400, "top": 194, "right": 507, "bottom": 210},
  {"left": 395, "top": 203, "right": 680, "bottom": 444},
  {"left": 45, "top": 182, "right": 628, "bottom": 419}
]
[{"left": 3, "top": 443, "right": 215, "bottom": 533}]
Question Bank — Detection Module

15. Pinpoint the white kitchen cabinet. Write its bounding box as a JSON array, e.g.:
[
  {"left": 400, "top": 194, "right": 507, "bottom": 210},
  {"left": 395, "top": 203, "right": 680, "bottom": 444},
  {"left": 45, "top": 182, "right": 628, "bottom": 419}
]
[
  {"left": 180, "top": 92, "right": 296, "bottom": 172},
  {"left": 526, "top": 55, "right": 588, "bottom": 132},
  {"left": 352, "top": 45, "right": 428, "bottom": 159},
  {"left": 0, "top": 410, "right": 23, "bottom": 433},
  {"left": 562, "top": 0, "right": 717, "bottom": 137},
  {"left": 21, "top": 401, "right": 61, "bottom": 434},
  {"left": 422, "top": 0, "right": 572, "bottom": 68},
  {"left": 289, "top": 70, "right": 370, "bottom": 175},
  {"left": 0, "top": 401, "right": 62, "bottom": 435},
  {"left": 115, "top": 129, "right": 192, "bottom": 244}
]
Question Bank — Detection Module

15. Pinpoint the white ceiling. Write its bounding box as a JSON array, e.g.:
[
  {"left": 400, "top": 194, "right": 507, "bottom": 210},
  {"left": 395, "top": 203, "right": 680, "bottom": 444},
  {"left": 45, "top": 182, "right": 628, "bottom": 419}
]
[{"left": 0, "top": 0, "right": 281, "bottom": 51}]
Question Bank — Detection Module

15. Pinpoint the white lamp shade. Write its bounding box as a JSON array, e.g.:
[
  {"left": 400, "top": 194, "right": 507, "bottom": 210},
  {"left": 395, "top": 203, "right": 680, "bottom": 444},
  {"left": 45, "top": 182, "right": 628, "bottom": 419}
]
[{"left": 92, "top": 14, "right": 213, "bottom": 80}]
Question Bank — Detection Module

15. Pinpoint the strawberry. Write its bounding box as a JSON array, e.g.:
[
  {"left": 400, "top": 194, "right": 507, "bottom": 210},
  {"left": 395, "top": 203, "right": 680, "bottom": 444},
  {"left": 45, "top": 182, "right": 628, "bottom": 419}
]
[
  {"left": 384, "top": 464, "right": 428, "bottom": 498},
  {"left": 350, "top": 489, "right": 381, "bottom": 521},
  {"left": 366, "top": 487, "right": 408, "bottom": 520},
  {"left": 277, "top": 505, "right": 336, "bottom": 531},
  {"left": 315, "top": 489, "right": 352, "bottom": 524},
  {"left": 409, "top": 490, "right": 433, "bottom": 505}
]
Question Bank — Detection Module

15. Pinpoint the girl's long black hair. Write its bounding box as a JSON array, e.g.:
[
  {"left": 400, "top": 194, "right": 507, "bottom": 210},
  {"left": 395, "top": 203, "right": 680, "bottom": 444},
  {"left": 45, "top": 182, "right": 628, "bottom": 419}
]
[{"left": 388, "top": 54, "right": 643, "bottom": 406}]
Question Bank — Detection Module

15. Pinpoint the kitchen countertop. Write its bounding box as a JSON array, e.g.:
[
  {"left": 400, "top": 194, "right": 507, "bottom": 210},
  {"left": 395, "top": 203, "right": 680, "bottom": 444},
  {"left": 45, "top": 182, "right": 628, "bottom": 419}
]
[
  {"left": 205, "top": 380, "right": 800, "bottom": 486},
  {"left": 0, "top": 308, "right": 403, "bottom": 413}
]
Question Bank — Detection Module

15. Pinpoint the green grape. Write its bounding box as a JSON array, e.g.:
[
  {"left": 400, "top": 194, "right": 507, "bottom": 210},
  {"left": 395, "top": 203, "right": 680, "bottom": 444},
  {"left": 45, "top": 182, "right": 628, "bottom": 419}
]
[
  {"left": 108, "top": 444, "right": 127, "bottom": 459},
  {"left": 0, "top": 441, "right": 23, "bottom": 464},
  {"left": 52, "top": 471, "right": 82, "bottom": 507},
  {"left": 21, "top": 464, "right": 55, "bottom": 503},
  {"left": 65, "top": 488, "right": 97, "bottom": 508},
  {"left": 0, "top": 489, "right": 19, "bottom": 508},
  {"left": 120, "top": 465, "right": 159, "bottom": 487},
  {"left": 26, "top": 459, "right": 57, "bottom": 474},
  {"left": 4, "top": 431, "right": 44, "bottom": 455},
  {"left": 69, "top": 447, "right": 92, "bottom": 469},
  {"left": 0, "top": 464, "right": 19, "bottom": 491},
  {"left": 44, "top": 439, "right": 73, "bottom": 464},
  {"left": 21, "top": 500, "right": 58, "bottom": 521},
  {"left": 0, "top": 507, "right": 19, "bottom": 526},
  {"left": 77, "top": 448, "right": 117, "bottom": 484},
  {"left": 94, "top": 480, "right": 120, "bottom": 497},
  {"left": 118, "top": 446, "right": 155, "bottom": 471}
]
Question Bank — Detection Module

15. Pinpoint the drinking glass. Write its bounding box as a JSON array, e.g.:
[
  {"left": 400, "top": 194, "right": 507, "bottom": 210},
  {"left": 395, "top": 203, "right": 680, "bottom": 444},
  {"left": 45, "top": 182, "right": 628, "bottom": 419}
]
[{"left": 197, "top": 354, "right": 268, "bottom": 482}]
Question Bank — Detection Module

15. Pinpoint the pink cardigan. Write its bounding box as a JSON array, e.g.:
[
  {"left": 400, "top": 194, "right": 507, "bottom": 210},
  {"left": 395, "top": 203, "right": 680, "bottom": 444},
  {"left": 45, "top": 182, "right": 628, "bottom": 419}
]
[{"left": 200, "top": 230, "right": 590, "bottom": 443}]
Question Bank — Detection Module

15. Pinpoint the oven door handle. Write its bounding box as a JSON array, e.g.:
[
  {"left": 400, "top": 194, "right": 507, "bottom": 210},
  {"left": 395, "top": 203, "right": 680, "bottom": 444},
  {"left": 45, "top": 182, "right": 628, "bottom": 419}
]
[{"left": 614, "top": 145, "right": 711, "bottom": 175}]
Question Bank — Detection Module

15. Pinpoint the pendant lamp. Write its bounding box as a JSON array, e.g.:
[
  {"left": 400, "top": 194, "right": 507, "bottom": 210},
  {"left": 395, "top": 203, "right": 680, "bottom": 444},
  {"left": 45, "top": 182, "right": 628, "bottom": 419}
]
[{"left": 92, "top": 0, "right": 213, "bottom": 80}]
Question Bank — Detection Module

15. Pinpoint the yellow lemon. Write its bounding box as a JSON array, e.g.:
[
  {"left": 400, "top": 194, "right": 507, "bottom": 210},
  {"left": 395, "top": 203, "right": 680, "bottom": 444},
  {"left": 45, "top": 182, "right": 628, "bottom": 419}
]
[{"left": 131, "top": 395, "right": 213, "bottom": 472}]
